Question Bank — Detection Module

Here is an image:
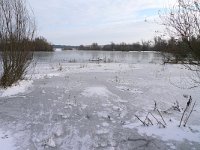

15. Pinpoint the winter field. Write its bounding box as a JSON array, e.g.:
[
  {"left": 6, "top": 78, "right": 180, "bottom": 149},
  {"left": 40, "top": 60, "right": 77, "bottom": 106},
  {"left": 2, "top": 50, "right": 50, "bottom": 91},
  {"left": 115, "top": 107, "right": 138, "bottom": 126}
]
[{"left": 0, "top": 51, "right": 200, "bottom": 150}]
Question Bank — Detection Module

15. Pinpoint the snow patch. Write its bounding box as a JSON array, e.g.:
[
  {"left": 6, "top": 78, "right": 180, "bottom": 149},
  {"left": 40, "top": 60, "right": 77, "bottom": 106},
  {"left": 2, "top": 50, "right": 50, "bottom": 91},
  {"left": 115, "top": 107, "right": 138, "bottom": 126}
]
[
  {"left": 46, "top": 137, "right": 56, "bottom": 148},
  {"left": 96, "top": 129, "right": 109, "bottom": 134},
  {"left": 54, "top": 48, "right": 62, "bottom": 52},
  {"left": 53, "top": 124, "right": 64, "bottom": 137},
  {"left": 81, "top": 86, "right": 114, "bottom": 98},
  {"left": 124, "top": 119, "right": 200, "bottom": 142},
  {"left": 97, "top": 111, "right": 110, "bottom": 119},
  {"left": 116, "top": 99, "right": 128, "bottom": 103},
  {"left": 0, "top": 130, "right": 16, "bottom": 150},
  {"left": 60, "top": 129, "right": 92, "bottom": 150},
  {"left": 167, "top": 143, "right": 176, "bottom": 149},
  {"left": 116, "top": 86, "right": 143, "bottom": 94},
  {"left": 32, "top": 72, "right": 61, "bottom": 80},
  {"left": 130, "top": 88, "right": 143, "bottom": 94},
  {"left": 102, "top": 122, "right": 109, "bottom": 127},
  {"left": 0, "top": 80, "right": 33, "bottom": 97}
]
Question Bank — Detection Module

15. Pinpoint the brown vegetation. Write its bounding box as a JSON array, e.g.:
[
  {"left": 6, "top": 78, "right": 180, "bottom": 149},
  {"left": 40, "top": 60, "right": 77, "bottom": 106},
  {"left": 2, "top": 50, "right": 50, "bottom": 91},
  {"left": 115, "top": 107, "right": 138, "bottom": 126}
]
[{"left": 0, "top": 0, "right": 35, "bottom": 88}]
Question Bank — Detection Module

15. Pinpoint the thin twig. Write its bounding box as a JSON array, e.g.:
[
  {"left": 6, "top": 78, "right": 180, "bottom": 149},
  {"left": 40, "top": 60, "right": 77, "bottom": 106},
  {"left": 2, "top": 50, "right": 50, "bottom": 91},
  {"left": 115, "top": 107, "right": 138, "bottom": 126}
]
[
  {"left": 147, "top": 118, "right": 153, "bottom": 125},
  {"left": 179, "top": 106, "right": 188, "bottom": 127},
  {"left": 157, "top": 109, "right": 167, "bottom": 125},
  {"left": 144, "top": 112, "right": 153, "bottom": 126},
  {"left": 179, "top": 96, "right": 192, "bottom": 127},
  {"left": 154, "top": 101, "right": 157, "bottom": 111},
  {"left": 149, "top": 112, "right": 166, "bottom": 128},
  {"left": 144, "top": 112, "right": 150, "bottom": 122},
  {"left": 135, "top": 115, "right": 148, "bottom": 126},
  {"left": 184, "top": 101, "right": 196, "bottom": 127},
  {"left": 149, "top": 112, "right": 159, "bottom": 123}
]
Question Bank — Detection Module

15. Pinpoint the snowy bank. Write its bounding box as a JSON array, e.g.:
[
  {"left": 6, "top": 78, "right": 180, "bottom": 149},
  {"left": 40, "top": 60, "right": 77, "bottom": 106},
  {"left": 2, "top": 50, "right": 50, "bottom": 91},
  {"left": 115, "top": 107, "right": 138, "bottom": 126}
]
[
  {"left": 0, "top": 80, "right": 33, "bottom": 97},
  {"left": 124, "top": 119, "right": 200, "bottom": 142}
]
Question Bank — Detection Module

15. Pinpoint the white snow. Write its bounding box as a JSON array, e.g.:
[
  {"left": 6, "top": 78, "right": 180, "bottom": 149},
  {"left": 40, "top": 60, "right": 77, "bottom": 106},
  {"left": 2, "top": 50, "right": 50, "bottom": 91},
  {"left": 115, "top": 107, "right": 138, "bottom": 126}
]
[
  {"left": 124, "top": 118, "right": 200, "bottom": 142},
  {"left": 60, "top": 129, "right": 92, "bottom": 150},
  {"left": 102, "top": 122, "right": 109, "bottom": 127},
  {"left": 116, "top": 86, "right": 143, "bottom": 94},
  {"left": 81, "top": 86, "right": 114, "bottom": 98},
  {"left": 97, "top": 111, "right": 110, "bottom": 119},
  {"left": 96, "top": 129, "right": 109, "bottom": 134},
  {"left": 0, "top": 80, "right": 33, "bottom": 97},
  {"left": 54, "top": 48, "right": 62, "bottom": 52},
  {"left": 53, "top": 124, "right": 64, "bottom": 137},
  {"left": 0, "top": 59, "right": 200, "bottom": 149},
  {"left": 46, "top": 137, "right": 56, "bottom": 148},
  {"left": 0, "top": 130, "right": 16, "bottom": 150},
  {"left": 30, "top": 63, "right": 135, "bottom": 80}
]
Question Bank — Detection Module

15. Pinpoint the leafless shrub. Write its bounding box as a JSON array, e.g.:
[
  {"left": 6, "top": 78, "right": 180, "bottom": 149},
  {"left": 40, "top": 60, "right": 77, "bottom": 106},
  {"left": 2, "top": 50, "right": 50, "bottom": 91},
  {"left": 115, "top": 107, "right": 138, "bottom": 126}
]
[
  {"left": 163, "top": 101, "right": 181, "bottom": 113},
  {"left": 0, "top": 0, "right": 35, "bottom": 88},
  {"left": 135, "top": 112, "right": 166, "bottom": 128},
  {"left": 160, "top": 0, "right": 200, "bottom": 85},
  {"left": 160, "top": 0, "right": 200, "bottom": 56},
  {"left": 136, "top": 97, "right": 196, "bottom": 128}
]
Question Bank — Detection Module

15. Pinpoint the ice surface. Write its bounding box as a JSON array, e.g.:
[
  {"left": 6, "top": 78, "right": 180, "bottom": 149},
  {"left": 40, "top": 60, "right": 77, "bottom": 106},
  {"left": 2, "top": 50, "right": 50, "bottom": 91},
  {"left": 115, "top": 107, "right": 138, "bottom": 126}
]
[
  {"left": 0, "top": 61, "right": 199, "bottom": 149},
  {"left": 81, "top": 86, "right": 114, "bottom": 98}
]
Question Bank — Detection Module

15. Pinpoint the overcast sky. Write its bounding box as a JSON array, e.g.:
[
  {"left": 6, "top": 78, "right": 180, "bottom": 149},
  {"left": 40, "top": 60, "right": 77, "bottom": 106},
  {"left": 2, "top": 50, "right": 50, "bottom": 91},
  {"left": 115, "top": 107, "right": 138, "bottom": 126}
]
[{"left": 28, "top": 0, "right": 175, "bottom": 45}]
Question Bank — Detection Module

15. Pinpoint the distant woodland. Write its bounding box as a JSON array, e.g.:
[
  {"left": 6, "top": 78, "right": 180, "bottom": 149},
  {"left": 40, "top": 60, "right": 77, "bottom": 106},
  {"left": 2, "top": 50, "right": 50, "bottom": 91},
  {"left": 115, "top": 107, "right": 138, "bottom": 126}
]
[{"left": 0, "top": 36, "right": 53, "bottom": 52}]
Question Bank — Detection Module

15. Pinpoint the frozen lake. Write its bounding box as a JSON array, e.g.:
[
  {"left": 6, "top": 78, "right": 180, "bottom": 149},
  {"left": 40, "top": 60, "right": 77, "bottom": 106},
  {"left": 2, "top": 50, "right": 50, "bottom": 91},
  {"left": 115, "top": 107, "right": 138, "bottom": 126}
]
[
  {"left": 33, "top": 50, "right": 163, "bottom": 64},
  {"left": 0, "top": 50, "right": 200, "bottom": 150}
]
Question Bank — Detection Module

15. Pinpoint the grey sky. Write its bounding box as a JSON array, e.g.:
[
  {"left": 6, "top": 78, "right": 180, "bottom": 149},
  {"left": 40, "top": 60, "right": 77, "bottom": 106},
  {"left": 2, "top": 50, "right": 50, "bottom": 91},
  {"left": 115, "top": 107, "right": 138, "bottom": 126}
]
[{"left": 28, "top": 0, "right": 174, "bottom": 45}]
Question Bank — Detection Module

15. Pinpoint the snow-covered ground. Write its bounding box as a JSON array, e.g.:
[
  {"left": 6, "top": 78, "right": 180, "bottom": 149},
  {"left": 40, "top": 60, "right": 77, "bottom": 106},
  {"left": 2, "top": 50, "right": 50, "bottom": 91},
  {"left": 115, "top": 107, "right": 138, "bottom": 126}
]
[{"left": 0, "top": 60, "right": 200, "bottom": 150}]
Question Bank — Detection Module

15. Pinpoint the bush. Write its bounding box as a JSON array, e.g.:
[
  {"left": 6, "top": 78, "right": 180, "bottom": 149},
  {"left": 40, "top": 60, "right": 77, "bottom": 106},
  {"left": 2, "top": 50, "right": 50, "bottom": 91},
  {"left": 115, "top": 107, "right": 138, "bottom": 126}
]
[{"left": 0, "top": 0, "right": 35, "bottom": 88}]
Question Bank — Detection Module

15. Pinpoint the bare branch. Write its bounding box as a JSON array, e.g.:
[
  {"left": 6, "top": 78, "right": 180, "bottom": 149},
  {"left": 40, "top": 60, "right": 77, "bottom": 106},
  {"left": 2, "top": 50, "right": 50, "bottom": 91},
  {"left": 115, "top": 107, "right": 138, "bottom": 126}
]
[
  {"left": 135, "top": 115, "right": 148, "bottom": 126},
  {"left": 184, "top": 101, "right": 196, "bottom": 127},
  {"left": 157, "top": 109, "right": 167, "bottom": 125},
  {"left": 179, "top": 96, "right": 192, "bottom": 127}
]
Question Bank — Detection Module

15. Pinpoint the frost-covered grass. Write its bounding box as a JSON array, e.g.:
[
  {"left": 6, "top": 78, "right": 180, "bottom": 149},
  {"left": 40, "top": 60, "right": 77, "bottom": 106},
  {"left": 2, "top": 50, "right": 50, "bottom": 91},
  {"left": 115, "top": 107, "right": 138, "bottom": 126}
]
[{"left": 0, "top": 62, "right": 200, "bottom": 150}]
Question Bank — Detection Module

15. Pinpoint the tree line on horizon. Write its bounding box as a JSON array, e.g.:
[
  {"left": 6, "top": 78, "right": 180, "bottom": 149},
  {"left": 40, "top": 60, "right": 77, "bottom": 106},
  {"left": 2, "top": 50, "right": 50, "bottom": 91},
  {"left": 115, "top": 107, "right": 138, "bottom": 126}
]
[
  {"left": 62, "top": 36, "right": 200, "bottom": 63},
  {"left": 0, "top": 36, "right": 53, "bottom": 52},
  {"left": 76, "top": 41, "right": 151, "bottom": 51}
]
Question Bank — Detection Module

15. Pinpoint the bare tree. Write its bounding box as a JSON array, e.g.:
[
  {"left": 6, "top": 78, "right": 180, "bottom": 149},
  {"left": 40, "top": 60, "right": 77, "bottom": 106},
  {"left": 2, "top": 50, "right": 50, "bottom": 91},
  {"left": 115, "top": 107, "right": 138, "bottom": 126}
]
[
  {"left": 0, "top": 0, "right": 35, "bottom": 88},
  {"left": 160, "top": 0, "right": 200, "bottom": 85}
]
